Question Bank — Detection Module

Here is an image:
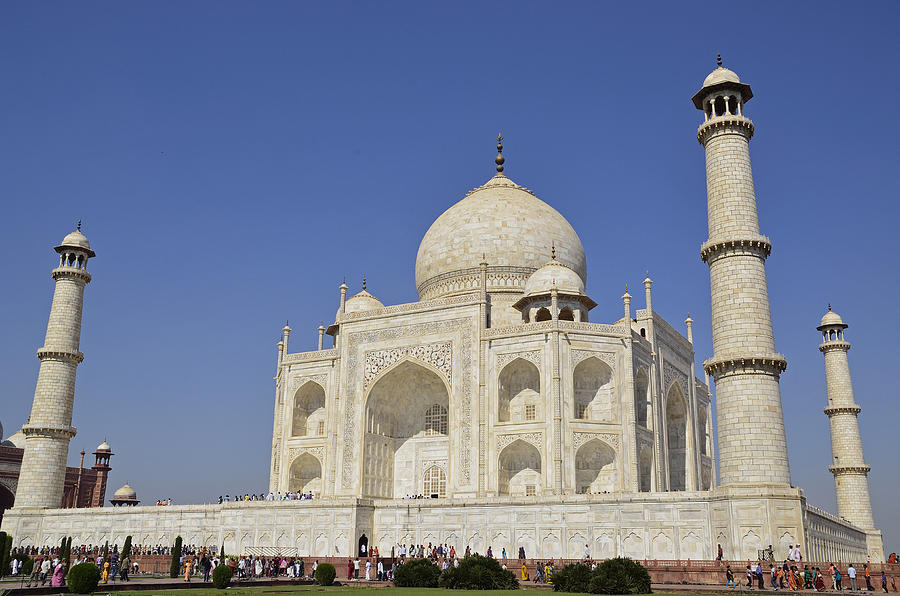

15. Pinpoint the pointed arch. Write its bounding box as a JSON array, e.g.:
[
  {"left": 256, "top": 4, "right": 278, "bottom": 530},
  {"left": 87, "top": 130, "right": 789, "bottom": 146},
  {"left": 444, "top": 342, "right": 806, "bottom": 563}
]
[
  {"left": 289, "top": 453, "right": 322, "bottom": 494},
  {"left": 498, "top": 439, "right": 542, "bottom": 496},
  {"left": 498, "top": 358, "right": 540, "bottom": 423},
  {"left": 292, "top": 381, "right": 326, "bottom": 437},
  {"left": 363, "top": 360, "right": 450, "bottom": 498},
  {"left": 559, "top": 306, "right": 575, "bottom": 321},
  {"left": 697, "top": 404, "right": 709, "bottom": 457},
  {"left": 574, "top": 439, "right": 616, "bottom": 494},
  {"left": 666, "top": 383, "right": 687, "bottom": 491},
  {"left": 423, "top": 465, "right": 446, "bottom": 497},
  {"left": 639, "top": 445, "right": 652, "bottom": 492},
  {"left": 535, "top": 307, "right": 552, "bottom": 322},
  {"left": 573, "top": 357, "right": 615, "bottom": 421},
  {"left": 634, "top": 367, "right": 649, "bottom": 427}
]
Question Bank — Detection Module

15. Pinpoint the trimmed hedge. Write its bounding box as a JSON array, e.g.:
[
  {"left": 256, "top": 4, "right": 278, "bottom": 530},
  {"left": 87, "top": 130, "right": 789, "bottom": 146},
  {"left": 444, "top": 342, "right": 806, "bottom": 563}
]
[
  {"left": 394, "top": 557, "right": 441, "bottom": 587},
  {"left": 169, "top": 536, "right": 182, "bottom": 578},
  {"left": 122, "top": 535, "right": 132, "bottom": 559},
  {"left": 548, "top": 558, "right": 651, "bottom": 594},
  {"left": 553, "top": 563, "right": 594, "bottom": 593},
  {"left": 590, "top": 558, "right": 652, "bottom": 594},
  {"left": 67, "top": 562, "right": 101, "bottom": 594},
  {"left": 439, "top": 554, "right": 518, "bottom": 590},
  {"left": 314, "top": 562, "right": 336, "bottom": 586},
  {"left": 212, "top": 563, "right": 233, "bottom": 589}
]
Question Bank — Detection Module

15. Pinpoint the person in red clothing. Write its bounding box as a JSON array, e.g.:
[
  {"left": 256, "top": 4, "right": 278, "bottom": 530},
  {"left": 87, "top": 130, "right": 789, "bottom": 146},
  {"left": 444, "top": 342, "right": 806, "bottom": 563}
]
[{"left": 347, "top": 558, "right": 353, "bottom": 580}]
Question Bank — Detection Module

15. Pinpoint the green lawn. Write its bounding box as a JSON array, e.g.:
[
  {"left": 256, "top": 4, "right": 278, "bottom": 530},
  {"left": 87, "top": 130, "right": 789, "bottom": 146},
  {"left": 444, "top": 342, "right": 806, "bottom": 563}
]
[{"left": 112, "top": 588, "right": 705, "bottom": 596}]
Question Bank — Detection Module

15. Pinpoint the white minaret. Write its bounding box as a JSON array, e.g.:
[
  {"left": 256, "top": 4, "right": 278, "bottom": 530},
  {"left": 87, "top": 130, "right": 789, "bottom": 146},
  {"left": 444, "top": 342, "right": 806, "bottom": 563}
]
[
  {"left": 817, "top": 306, "right": 884, "bottom": 562},
  {"left": 693, "top": 56, "right": 790, "bottom": 486},
  {"left": 14, "top": 224, "right": 95, "bottom": 508}
]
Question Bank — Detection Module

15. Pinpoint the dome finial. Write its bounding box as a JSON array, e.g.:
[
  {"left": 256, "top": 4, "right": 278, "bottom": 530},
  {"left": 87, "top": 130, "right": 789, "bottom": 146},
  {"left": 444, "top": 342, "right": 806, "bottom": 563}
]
[
  {"left": 717, "top": 52, "right": 722, "bottom": 67},
  {"left": 495, "top": 133, "right": 505, "bottom": 173},
  {"left": 828, "top": 302, "right": 832, "bottom": 311},
  {"left": 551, "top": 242, "right": 556, "bottom": 260},
  {"left": 362, "top": 275, "right": 367, "bottom": 291},
  {"left": 77, "top": 219, "right": 82, "bottom": 231}
]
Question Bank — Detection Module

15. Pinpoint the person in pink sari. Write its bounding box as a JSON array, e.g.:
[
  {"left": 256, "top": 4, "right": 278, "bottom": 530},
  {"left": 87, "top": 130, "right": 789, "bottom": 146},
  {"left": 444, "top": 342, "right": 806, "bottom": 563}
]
[{"left": 50, "top": 563, "right": 65, "bottom": 587}]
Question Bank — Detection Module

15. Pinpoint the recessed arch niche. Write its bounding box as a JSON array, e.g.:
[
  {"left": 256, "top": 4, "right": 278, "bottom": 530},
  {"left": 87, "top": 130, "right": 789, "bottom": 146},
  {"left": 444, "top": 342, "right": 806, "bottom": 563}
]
[
  {"left": 292, "top": 382, "right": 326, "bottom": 437},
  {"left": 498, "top": 358, "right": 541, "bottom": 423},
  {"left": 573, "top": 357, "right": 615, "bottom": 421},
  {"left": 666, "top": 383, "right": 687, "bottom": 491}
]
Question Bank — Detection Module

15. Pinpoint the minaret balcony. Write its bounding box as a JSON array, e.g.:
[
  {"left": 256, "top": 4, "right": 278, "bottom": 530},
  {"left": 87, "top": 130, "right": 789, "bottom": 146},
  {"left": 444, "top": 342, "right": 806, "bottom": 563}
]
[
  {"left": 824, "top": 404, "right": 861, "bottom": 416},
  {"left": 700, "top": 235, "right": 772, "bottom": 263},
  {"left": 819, "top": 340, "right": 851, "bottom": 353},
  {"left": 697, "top": 115, "right": 754, "bottom": 144}
]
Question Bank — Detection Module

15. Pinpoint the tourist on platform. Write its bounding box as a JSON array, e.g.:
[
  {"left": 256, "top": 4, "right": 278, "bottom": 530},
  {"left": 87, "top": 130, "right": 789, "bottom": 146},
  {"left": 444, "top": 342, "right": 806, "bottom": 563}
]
[
  {"left": 353, "top": 557, "right": 359, "bottom": 579},
  {"left": 881, "top": 571, "right": 887, "bottom": 593},
  {"left": 755, "top": 563, "right": 764, "bottom": 590},
  {"left": 50, "top": 561, "right": 65, "bottom": 587},
  {"left": 518, "top": 546, "right": 525, "bottom": 559},
  {"left": 726, "top": 565, "right": 735, "bottom": 589},
  {"left": 848, "top": 564, "right": 858, "bottom": 591},
  {"left": 771, "top": 564, "right": 779, "bottom": 590},
  {"left": 864, "top": 564, "right": 873, "bottom": 591},
  {"left": 746, "top": 565, "right": 754, "bottom": 588},
  {"left": 717, "top": 544, "right": 723, "bottom": 561},
  {"left": 183, "top": 558, "right": 192, "bottom": 582},
  {"left": 365, "top": 558, "right": 371, "bottom": 580},
  {"left": 40, "top": 557, "right": 51, "bottom": 585},
  {"left": 835, "top": 565, "right": 843, "bottom": 591},
  {"left": 487, "top": 546, "right": 493, "bottom": 558},
  {"left": 815, "top": 568, "right": 826, "bottom": 592}
]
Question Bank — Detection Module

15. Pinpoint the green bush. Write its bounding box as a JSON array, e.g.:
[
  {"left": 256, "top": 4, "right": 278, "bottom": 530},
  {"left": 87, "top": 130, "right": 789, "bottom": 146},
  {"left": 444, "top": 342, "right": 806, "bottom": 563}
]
[
  {"left": 0, "top": 531, "right": 8, "bottom": 578},
  {"left": 589, "top": 558, "right": 651, "bottom": 595},
  {"left": 122, "top": 535, "right": 132, "bottom": 559},
  {"left": 314, "top": 562, "right": 336, "bottom": 586},
  {"left": 394, "top": 557, "right": 441, "bottom": 587},
  {"left": 439, "top": 553, "right": 518, "bottom": 590},
  {"left": 67, "top": 562, "right": 101, "bottom": 594},
  {"left": 553, "top": 563, "right": 594, "bottom": 593},
  {"left": 17, "top": 554, "right": 34, "bottom": 576},
  {"left": 212, "top": 564, "right": 232, "bottom": 589},
  {"left": 170, "top": 536, "right": 182, "bottom": 578}
]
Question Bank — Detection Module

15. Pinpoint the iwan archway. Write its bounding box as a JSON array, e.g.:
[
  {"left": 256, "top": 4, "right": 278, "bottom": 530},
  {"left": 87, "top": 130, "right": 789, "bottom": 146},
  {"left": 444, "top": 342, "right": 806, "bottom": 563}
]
[{"left": 362, "top": 360, "right": 450, "bottom": 498}]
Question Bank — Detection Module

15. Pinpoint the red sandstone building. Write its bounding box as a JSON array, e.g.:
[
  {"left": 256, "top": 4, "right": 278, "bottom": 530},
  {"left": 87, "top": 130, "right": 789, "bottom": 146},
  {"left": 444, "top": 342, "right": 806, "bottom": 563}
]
[{"left": 0, "top": 429, "right": 112, "bottom": 522}]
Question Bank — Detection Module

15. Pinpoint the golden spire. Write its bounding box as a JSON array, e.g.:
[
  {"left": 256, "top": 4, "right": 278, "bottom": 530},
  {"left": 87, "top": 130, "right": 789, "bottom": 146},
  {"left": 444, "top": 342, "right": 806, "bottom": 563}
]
[{"left": 495, "top": 133, "right": 505, "bottom": 173}]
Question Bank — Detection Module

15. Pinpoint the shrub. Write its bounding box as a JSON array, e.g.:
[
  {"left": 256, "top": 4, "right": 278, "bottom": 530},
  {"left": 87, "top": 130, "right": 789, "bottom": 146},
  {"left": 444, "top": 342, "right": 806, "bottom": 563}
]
[
  {"left": 0, "top": 531, "right": 8, "bottom": 578},
  {"left": 589, "top": 558, "right": 652, "bottom": 595},
  {"left": 122, "top": 536, "right": 132, "bottom": 559},
  {"left": 170, "top": 536, "right": 182, "bottom": 578},
  {"left": 67, "top": 562, "right": 101, "bottom": 594},
  {"left": 314, "top": 562, "right": 336, "bottom": 586},
  {"left": 394, "top": 557, "right": 441, "bottom": 587},
  {"left": 64, "top": 537, "right": 72, "bottom": 566},
  {"left": 212, "top": 563, "right": 233, "bottom": 589},
  {"left": 439, "top": 553, "right": 518, "bottom": 590},
  {"left": 553, "top": 563, "right": 594, "bottom": 593},
  {"left": 16, "top": 554, "right": 34, "bottom": 576}
]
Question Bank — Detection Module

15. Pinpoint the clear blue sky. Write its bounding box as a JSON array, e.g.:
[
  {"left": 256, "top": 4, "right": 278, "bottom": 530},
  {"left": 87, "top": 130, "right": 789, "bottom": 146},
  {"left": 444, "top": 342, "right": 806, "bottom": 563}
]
[{"left": 2, "top": 2, "right": 897, "bottom": 553}]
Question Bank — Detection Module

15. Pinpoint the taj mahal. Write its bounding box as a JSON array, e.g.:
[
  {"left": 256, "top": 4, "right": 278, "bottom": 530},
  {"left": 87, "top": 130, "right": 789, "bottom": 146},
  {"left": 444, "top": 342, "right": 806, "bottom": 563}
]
[{"left": 0, "top": 59, "right": 886, "bottom": 564}]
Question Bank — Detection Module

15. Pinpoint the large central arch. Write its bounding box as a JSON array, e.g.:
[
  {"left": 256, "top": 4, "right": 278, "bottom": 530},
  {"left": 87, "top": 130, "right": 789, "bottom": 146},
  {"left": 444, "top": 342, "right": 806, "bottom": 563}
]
[
  {"left": 363, "top": 360, "right": 450, "bottom": 498},
  {"left": 666, "top": 384, "right": 687, "bottom": 491}
]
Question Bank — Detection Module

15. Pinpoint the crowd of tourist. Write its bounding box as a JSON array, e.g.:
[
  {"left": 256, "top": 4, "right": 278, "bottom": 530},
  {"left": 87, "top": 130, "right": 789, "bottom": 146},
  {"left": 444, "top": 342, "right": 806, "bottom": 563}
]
[{"left": 217, "top": 491, "right": 316, "bottom": 503}]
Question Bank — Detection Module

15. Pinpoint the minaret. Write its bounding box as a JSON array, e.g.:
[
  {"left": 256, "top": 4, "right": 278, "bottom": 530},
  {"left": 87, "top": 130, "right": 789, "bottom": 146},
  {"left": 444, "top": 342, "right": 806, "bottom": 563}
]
[
  {"left": 694, "top": 57, "right": 790, "bottom": 486},
  {"left": 817, "top": 307, "right": 884, "bottom": 561},
  {"left": 15, "top": 224, "right": 95, "bottom": 508}
]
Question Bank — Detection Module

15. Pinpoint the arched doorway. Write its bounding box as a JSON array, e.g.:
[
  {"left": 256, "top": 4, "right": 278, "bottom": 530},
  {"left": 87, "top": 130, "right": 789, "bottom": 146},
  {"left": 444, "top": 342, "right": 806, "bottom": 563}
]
[
  {"left": 498, "top": 439, "right": 542, "bottom": 496},
  {"left": 573, "top": 357, "right": 614, "bottom": 421},
  {"left": 634, "top": 368, "right": 649, "bottom": 427},
  {"left": 574, "top": 439, "right": 616, "bottom": 494},
  {"left": 0, "top": 483, "right": 15, "bottom": 524},
  {"left": 666, "top": 384, "right": 687, "bottom": 491},
  {"left": 498, "top": 358, "right": 540, "bottom": 423},
  {"left": 292, "top": 382, "right": 326, "bottom": 437},
  {"left": 289, "top": 453, "right": 322, "bottom": 494},
  {"left": 363, "top": 360, "right": 450, "bottom": 498}
]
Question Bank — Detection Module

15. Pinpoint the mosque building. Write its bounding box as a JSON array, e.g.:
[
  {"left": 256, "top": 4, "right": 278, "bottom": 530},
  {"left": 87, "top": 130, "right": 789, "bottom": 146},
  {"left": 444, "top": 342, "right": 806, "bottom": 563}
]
[{"left": 0, "top": 59, "right": 884, "bottom": 563}]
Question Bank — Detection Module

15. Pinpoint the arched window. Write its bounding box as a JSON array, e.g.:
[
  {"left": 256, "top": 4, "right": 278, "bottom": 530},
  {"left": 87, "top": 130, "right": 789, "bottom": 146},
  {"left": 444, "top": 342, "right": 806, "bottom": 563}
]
[
  {"left": 559, "top": 307, "right": 575, "bottom": 321},
  {"left": 424, "top": 403, "right": 448, "bottom": 436},
  {"left": 423, "top": 466, "right": 446, "bottom": 498},
  {"left": 535, "top": 307, "right": 552, "bottom": 322}
]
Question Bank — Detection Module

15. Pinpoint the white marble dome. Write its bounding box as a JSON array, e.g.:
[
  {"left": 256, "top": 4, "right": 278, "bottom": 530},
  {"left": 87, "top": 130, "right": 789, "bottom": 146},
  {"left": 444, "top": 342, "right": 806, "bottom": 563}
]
[
  {"left": 60, "top": 229, "right": 91, "bottom": 251},
  {"left": 703, "top": 66, "right": 741, "bottom": 88},
  {"left": 819, "top": 308, "right": 847, "bottom": 328},
  {"left": 342, "top": 289, "right": 384, "bottom": 315},
  {"left": 113, "top": 483, "right": 137, "bottom": 500},
  {"left": 523, "top": 258, "right": 585, "bottom": 297},
  {"left": 415, "top": 173, "right": 586, "bottom": 300}
]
